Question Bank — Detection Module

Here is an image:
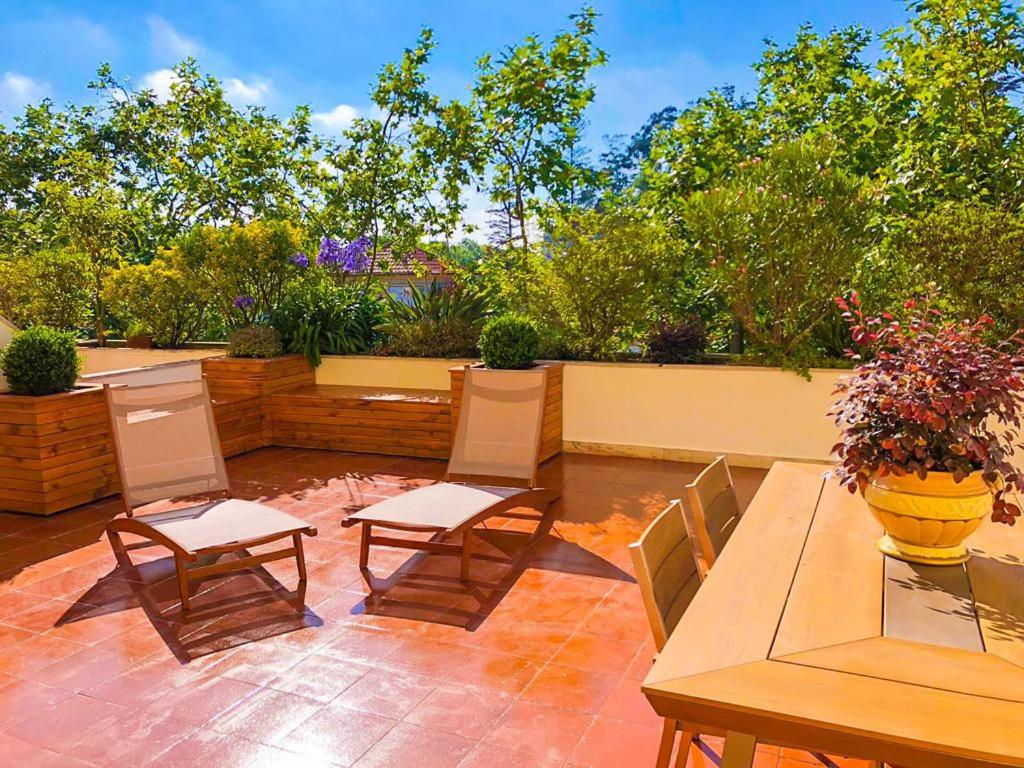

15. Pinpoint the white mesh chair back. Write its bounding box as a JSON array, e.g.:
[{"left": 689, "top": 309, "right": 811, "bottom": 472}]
[
  {"left": 106, "top": 379, "right": 230, "bottom": 511},
  {"left": 447, "top": 367, "right": 548, "bottom": 485}
]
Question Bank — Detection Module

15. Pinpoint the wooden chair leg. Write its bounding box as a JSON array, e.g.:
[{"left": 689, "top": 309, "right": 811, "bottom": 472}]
[
  {"left": 721, "top": 732, "right": 757, "bottom": 768},
  {"left": 293, "top": 533, "right": 308, "bottom": 581},
  {"left": 359, "top": 524, "right": 371, "bottom": 570},
  {"left": 673, "top": 728, "right": 694, "bottom": 768},
  {"left": 174, "top": 554, "right": 191, "bottom": 613},
  {"left": 460, "top": 528, "right": 474, "bottom": 581}
]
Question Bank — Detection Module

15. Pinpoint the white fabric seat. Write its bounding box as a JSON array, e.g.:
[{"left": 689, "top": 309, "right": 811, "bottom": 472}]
[
  {"left": 345, "top": 483, "right": 529, "bottom": 532},
  {"left": 137, "top": 498, "right": 313, "bottom": 554}
]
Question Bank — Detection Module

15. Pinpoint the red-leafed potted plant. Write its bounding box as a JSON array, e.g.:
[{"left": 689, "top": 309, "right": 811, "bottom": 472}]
[{"left": 831, "top": 294, "right": 1024, "bottom": 565}]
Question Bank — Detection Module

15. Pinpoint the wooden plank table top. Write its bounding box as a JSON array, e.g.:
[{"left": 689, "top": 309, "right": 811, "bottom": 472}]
[{"left": 643, "top": 462, "right": 1024, "bottom": 768}]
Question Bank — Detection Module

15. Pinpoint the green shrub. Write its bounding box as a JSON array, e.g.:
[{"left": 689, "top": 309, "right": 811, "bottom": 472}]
[
  {"left": 378, "top": 279, "right": 489, "bottom": 332},
  {"left": 272, "top": 278, "right": 382, "bottom": 366},
  {"left": 683, "top": 138, "right": 875, "bottom": 367},
  {"left": 1, "top": 326, "right": 81, "bottom": 395},
  {"left": 646, "top": 317, "right": 707, "bottom": 364},
  {"left": 103, "top": 255, "right": 210, "bottom": 348},
  {"left": 528, "top": 206, "right": 675, "bottom": 360},
  {"left": 479, "top": 316, "right": 540, "bottom": 369},
  {"left": 0, "top": 250, "right": 91, "bottom": 331},
  {"left": 378, "top": 318, "right": 480, "bottom": 359},
  {"left": 228, "top": 325, "right": 283, "bottom": 358},
  {"left": 177, "top": 220, "right": 304, "bottom": 328}
]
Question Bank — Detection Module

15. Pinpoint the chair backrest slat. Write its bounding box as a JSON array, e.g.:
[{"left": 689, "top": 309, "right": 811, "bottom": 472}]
[
  {"left": 446, "top": 366, "right": 548, "bottom": 486},
  {"left": 684, "top": 455, "right": 742, "bottom": 579},
  {"left": 629, "top": 499, "right": 701, "bottom": 651},
  {"left": 106, "top": 379, "right": 230, "bottom": 513}
]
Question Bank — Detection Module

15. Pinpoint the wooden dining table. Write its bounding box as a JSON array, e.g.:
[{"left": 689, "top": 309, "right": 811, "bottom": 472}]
[{"left": 642, "top": 461, "right": 1024, "bottom": 768}]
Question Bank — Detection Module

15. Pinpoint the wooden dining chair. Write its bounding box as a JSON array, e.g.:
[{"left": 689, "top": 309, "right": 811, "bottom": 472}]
[
  {"left": 683, "top": 455, "right": 742, "bottom": 580},
  {"left": 629, "top": 499, "right": 703, "bottom": 768}
]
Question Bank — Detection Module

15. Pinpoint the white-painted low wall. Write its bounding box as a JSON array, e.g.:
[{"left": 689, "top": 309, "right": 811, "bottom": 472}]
[
  {"left": 0, "top": 316, "right": 15, "bottom": 392},
  {"left": 68, "top": 348, "right": 846, "bottom": 467},
  {"left": 314, "top": 355, "right": 844, "bottom": 467},
  {"left": 79, "top": 347, "right": 223, "bottom": 375}
]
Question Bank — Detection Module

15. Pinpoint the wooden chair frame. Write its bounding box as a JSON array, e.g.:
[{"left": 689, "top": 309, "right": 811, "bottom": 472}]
[{"left": 104, "top": 381, "right": 316, "bottom": 614}]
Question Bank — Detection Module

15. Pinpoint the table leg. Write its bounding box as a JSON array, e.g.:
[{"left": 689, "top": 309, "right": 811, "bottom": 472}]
[{"left": 721, "top": 731, "right": 757, "bottom": 768}]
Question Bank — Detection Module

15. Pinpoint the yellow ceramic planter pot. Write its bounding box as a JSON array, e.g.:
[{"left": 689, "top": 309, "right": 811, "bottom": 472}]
[{"left": 863, "top": 470, "right": 992, "bottom": 566}]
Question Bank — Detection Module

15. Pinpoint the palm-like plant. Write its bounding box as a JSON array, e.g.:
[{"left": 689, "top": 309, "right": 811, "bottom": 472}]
[{"left": 377, "top": 279, "right": 489, "bottom": 334}]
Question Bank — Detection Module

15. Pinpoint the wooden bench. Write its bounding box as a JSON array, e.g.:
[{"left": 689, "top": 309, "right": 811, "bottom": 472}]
[{"left": 265, "top": 384, "right": 453, "bottom": 459}]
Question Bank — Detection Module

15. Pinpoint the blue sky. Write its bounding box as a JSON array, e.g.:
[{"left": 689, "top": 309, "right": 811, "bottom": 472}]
[{"left": 0, "top": 1, "right": 909, "bottom": 144}]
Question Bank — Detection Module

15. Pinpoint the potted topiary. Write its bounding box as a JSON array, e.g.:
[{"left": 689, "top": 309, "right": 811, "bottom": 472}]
[
  {"left": 450, "top": 315, "right": 563, "bottom": 462},
  {"left": 125, "top": 321, "right": 155, "bottom": 349},
  {"left": 0, "top": 327, "right": 115, "bottom": 515},
  {"left": 830, "top": 294, "right": 1024, "bottom": 565}
]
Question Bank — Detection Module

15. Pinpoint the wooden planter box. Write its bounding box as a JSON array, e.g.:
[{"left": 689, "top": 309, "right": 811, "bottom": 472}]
[
  {"left": 0, "top": 387, "right": 119, "bottom": 516},
  {"left": 449, "top": 362, "right": 563, "bottom": 464},
  {"left": 201, "top": 354, "right": 315, "bottom": 446}
]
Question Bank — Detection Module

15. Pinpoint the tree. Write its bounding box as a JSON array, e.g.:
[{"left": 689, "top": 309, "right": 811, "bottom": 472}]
[
  {"left": 473, "top": 7, "right": 606, "bottom": 249},
  {"left": 601, "top": 106, "right": 679, "bottom": 196},
  {"left": 322, "top": 30, "right": 481, "bottom": 271},
  {"left": 683, "top": 139, "right": 876, "bottom": 366},
  {"left": 36, "top": 152, "right": 133, "bottom": 345}
]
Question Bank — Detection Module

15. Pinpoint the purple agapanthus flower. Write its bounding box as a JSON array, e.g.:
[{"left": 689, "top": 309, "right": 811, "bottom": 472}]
[
  {"left": 317, "top": 237, "right": 343, "bottom": 267},
  {"left": 233, "top": 295, "right": 255, "bottom": 310},
  {"left": 290, "top": 252, "right": 309, "bottom": 268},
  {"left": 318, "top": 235, "right": 371, "bottom": 273}
]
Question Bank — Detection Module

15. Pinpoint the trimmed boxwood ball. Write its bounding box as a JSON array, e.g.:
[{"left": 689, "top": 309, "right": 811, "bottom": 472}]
[
  {"left": 0, "top": 326, "right": 82, "bottom": 396},
  {"left": 228, "top": 325, "right": 284, "bottom": 358},
  {"left": 479, "top": 315, "right": 540, "bottom": 370}
]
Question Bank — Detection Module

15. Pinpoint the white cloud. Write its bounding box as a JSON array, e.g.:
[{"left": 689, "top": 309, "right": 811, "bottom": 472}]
[
  {"left": 312, "top": 104, "right": 361, "bottom": 133},
  {"left": 147, "top": 16, "right": 200, "bottom": 61},
  {"left": 224, "top": 77, "right": 272, "bottom": 106},
  {"left": 0, "top": 72, "right": 50, "bottom": 117},
  {"left": 141, "top": 68, "right": 179, "bottom": 102}
]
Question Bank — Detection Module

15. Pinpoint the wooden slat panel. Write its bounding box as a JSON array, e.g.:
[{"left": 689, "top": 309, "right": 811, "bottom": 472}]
[
  {"left": 778, "top": 636, "right": 1024, "bottom": 704},
  {"left": 884, "top": 558, "right": 983, "bottom": 652},
  {"left": 771, "top": 481, "right": 884, "bottom": 658},
  {"left": 645, "top": 462, "right": 825, "bottom": 684},
  {"left": 646, "top": 659, "right": 1024, "bottom": 768},
  {"left": 967, "top": 517, "right": 1024, "bottom": 670}
]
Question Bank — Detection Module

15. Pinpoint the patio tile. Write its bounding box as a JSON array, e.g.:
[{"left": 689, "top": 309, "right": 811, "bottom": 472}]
[
  {"left": 278, "top": 704, "right": 398, "bottom": 765},
  {"left": 152, "top": 728, "right": 275, "bottom": 768},
  {"left": 482, "top": 699, "right": 593, "bottom": 762},
  {"left": 403, "top": 682, "right": 513, "bottom": 740},
  {"left": 0, "top": 632, "right": 85, "bottom": 676},
  {"left": 267, "top": 652, "right": 370, "bottom": 702},
  {"left": 208, "top": 687, "right": 324, "bottom": 745},
  {"left": 7, "top": 692, "right": 128, "bottom": 753},
  {"left": 520, "top": 663, "right": 619, "bottom": 714},
  {"left": 568, "top": 715, "right": 665, "bottom": 768},
  {"left": 331, "top": 667, "right": 440, "bottom": 719},
  {"left": 0, "top": 678, "right": 76, "bottom": 731},
  {"left": 351, "top": 721, "right": 475, "bottom": 768},
  {"left": 550, "top": 631, "right": 642, "bottom": 676},
  {"left": 443, "top": 646, "right": 540, "bottom": 695},
  {"left": 71, "top": 706, "right": 199, "bottom": 768}
]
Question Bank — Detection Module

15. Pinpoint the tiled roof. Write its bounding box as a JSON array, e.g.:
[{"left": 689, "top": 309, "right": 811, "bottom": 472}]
[{"left": 371, "top": 248, "right": 447, "bottom": 276}]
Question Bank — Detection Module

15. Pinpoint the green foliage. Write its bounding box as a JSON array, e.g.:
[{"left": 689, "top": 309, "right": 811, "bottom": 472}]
[
  {"left": 479, "top": 316, "right": 540, "bottom": 369},
  {"left": 474, "top": 7, "right": 606, "bottom": 247},
  {"left": 377, "top": 318, "right": 481, "bottom": 359},
  {"left": 272, "top": 279, "right": 382, "bottom": 366},
  {"left": 376, "top": 279, "right": 489, "bottom": 359},
  {"left": 899, "top": 200, "right": 1024, "bottom": 335},
  {"left": 378, "top": 279, "right": 489, "bottom": 331},
  {"left": 683, "top": 138, "right": 875, "bottom": 365},
  {"left": 103, "top": 253, "right": 210, "bottom": 347},
  {"left": 176, "top": 220, "right": 303, "bottom": 327},
  {"left": 646, "top": 317, "right": 707, "bottom": 364},
  {"left": 0, "top": 250, "right": 91, "bottom": 331},
  {"left": 528, "top": 206, "right": 676, "bottom": 360},
  {"left": 228, "top": 325, "right": 284, "bottom": 358},
  {"left": 0, "top": 326, "right": 81, "bottom": 396}
]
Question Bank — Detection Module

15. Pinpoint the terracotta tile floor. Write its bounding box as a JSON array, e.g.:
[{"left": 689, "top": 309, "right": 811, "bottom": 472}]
[{"left": 0, "top": 448, "right": 875, "bottom": 767}]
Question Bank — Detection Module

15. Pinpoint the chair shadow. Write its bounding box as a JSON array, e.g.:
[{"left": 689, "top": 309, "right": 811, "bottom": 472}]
[
  {"left": 351, "top": 513, "right": 635, "bottom": 632},
  {"left": 55, "top": 539, "right": 322, "bottom": 662}
]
